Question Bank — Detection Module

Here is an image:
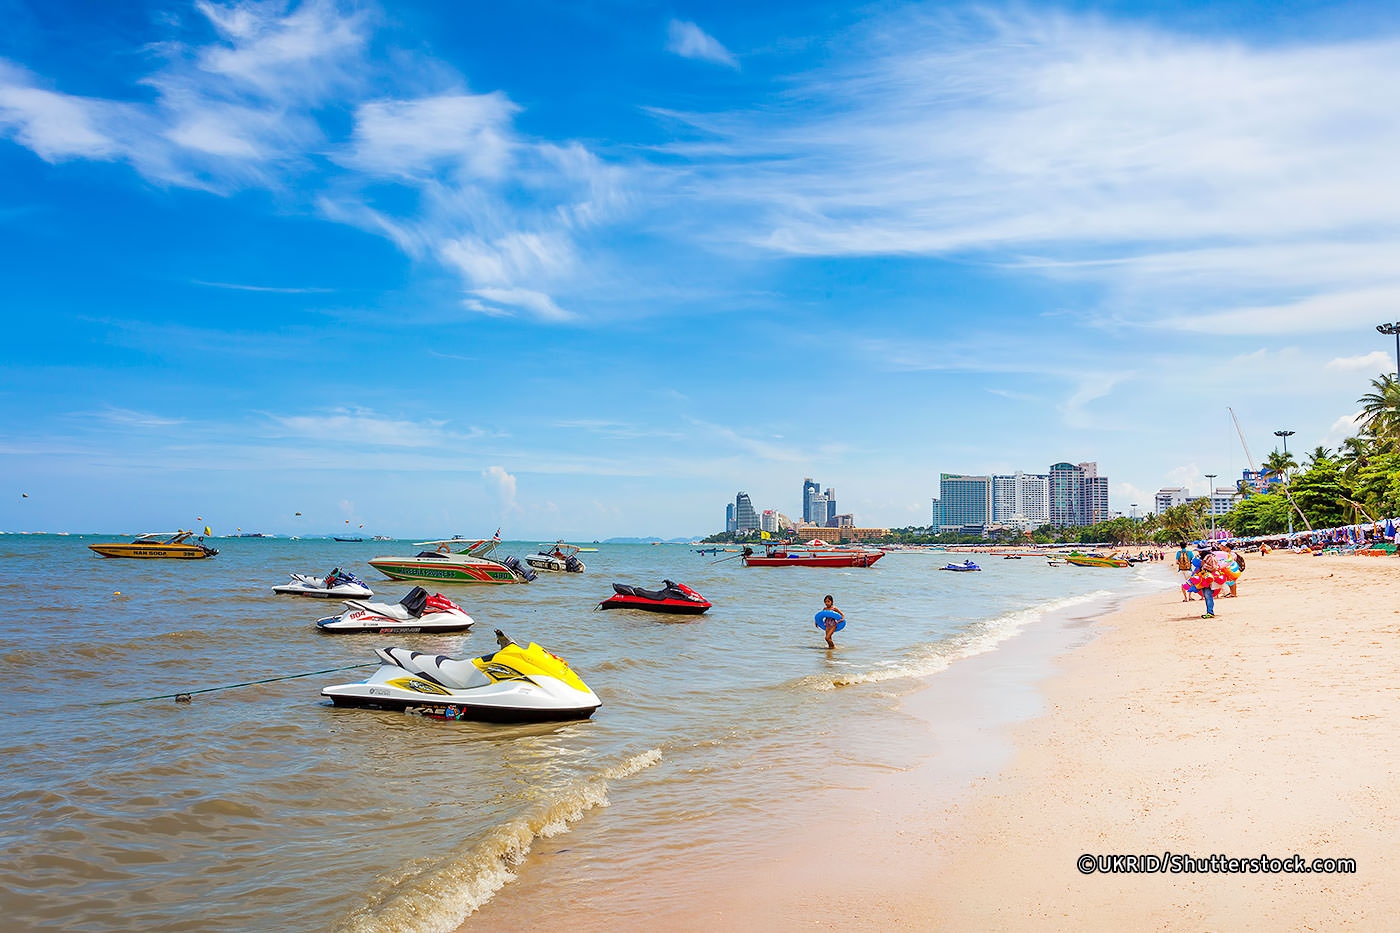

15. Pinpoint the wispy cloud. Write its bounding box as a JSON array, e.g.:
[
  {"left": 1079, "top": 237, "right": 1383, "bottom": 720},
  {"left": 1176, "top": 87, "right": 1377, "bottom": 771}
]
[
  {"left": 656, "top": 10, "right": 1400, "bottom": 335},
  {"left": 265, "top": 409, "right": 463, "bottom": 447},
  {"left": 191, "top": 279, "right": 334, "bottom": 293},
  {"left": 667, "top": 20, "right": 738, "bottom": 69},
  {"left": 0, "top": 1, "right": 628, "bottom": 323},
  {"left": 1326, "top": 350, "right": 1393, "bottom": 372},
  {"left": 79, "top": 406, "right": 188, "bottom": 428}
]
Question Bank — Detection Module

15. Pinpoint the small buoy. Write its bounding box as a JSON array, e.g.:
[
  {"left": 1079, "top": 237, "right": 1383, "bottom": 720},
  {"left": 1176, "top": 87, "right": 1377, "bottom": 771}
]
[
  {"left": 114, "top": 591, "right": 122, "bottom": 596},
  {"left": 174, "top": 693, "right": 192, "bottom": 703}
]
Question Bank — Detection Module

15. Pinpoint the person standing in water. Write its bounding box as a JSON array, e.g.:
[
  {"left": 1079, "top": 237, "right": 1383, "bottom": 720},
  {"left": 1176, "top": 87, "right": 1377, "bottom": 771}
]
[{"left": 818, "top": 594, "right": 844, "bottom": 649}]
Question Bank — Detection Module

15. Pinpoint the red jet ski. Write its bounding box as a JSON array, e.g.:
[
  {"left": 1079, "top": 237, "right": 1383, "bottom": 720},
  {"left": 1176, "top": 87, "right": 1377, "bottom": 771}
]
[{"left": 597, "top": 579, "right": 711, "bottom": 615}]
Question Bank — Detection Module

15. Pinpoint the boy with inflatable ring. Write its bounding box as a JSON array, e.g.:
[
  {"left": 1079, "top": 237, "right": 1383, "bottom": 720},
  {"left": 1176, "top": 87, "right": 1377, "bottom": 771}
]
[{"left": 815, "top": 595, "right": 845, "bottom": 649}]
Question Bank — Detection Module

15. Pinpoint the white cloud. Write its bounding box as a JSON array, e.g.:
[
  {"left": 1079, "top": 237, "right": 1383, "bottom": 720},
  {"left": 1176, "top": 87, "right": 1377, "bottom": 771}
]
[
  {"left": 483, "top": 465, "right": 520, "bottom": 515},
  {"left": 667, "top": 20, "right": 738, "bottom": 68},
  {"left": 1326, "top": 350, "right": 1392, "bottom": 372},
  {"left": 337, "top": 93, "right": 518, "bottom": 180},
  {"left": 268, "top": 409, "right": 454, "bottom": 447},
  {"left": 659, "top": 10, "right": 1400, "bottom": 335},
  {"left": 1324, "top": 411, "right": 1364, "bottom": 446},
  {"left": 471, "top": 287, "right": 576, "bottom": 322}
]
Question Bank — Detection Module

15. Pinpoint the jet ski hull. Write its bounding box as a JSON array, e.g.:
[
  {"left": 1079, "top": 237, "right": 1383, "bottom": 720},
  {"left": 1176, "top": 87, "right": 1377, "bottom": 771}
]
[
  {"left": 596, "top": 594, "right": 710, "bottom": 614},
  {"left": 322, "top": 638, "right": 601, "bottom": 722}
]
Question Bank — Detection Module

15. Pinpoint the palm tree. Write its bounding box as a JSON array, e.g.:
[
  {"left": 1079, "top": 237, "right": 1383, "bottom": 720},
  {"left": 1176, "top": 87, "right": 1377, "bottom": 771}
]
[
  {"left": 1261, "top": 448, "right": 1297, "bottom": 477},
  {"left": 1358, "top": 375, "right": 1400, "bottom": 447},
  {"left": 1305, "top": 445, "right": 1333, "bottom": 469}
]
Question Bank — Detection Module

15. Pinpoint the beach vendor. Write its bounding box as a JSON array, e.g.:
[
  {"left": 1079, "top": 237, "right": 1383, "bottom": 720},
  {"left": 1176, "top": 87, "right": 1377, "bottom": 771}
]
[
  {"left": 815, "top": 595, "right": 845, "bottom": 649},
  {"left": 1175, "top": 542, "right": 1194, "bottom": 600},
  {"left": 1196, "top": 548, "right": 1222, "bottom": 619},
  {"left": 1222, "top": 544, "right": 1245, "bottom": 597}
]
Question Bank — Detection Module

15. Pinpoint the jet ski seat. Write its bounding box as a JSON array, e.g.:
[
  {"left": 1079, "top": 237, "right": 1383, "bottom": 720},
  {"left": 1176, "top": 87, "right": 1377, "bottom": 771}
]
[{"left": 375, "top": 647, "right": 491, "bottom": 690}]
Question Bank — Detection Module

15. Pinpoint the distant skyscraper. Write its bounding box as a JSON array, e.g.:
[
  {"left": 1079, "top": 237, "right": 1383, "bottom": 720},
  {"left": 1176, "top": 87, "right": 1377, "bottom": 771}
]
[
  {"left": 760, "top": 509, "right": 778, "bottom": 533},
  {"left": 802, "top": 477, "right": 820, "bottom": 523},
  {"left": 1048, "top": 461, "right": 1110, "bottom": 526},
  {"left": 734, "top": 492, "right": 759, "bottom": 532},
  {"left": 824, "top": 487, "right": 837, "bottom": 525},
  {"left": 806, "top": 493, "right": 829, "bottom": 526},
  {"left": 726, "top": 502, "right": 736, "bottom": 533},
  {"left": 938, "top": 474, "right": 992, "bottom": 530},
  {"left": 992, "top": 472, "right": 1051, "bottom": 528}
]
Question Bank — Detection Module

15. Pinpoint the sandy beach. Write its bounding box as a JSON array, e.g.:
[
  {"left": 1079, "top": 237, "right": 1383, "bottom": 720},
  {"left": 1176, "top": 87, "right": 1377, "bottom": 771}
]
[{"left": 599, "top": 552, "right": 1400, "bottom": 930}]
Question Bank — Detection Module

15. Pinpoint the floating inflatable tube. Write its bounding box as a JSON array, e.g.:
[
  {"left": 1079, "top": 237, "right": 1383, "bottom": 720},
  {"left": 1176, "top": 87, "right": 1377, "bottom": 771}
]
[{"left": 814, "top": 609, "right": 845, "bottom": 632}]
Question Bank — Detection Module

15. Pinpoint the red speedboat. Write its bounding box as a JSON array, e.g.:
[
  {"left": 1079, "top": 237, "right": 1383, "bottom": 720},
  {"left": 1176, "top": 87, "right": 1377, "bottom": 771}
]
[
  {"left": 597, "top": 580, "right": 711, "bottom": 615},
  {"left": 740, "top": 544, "right": 884, "bottom": 568}
]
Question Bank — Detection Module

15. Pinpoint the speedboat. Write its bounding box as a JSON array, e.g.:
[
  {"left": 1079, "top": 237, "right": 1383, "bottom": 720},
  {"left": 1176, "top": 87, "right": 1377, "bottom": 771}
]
[
  {"left": 525, "top": 542, "right": 586, "bottom": 573},
  {"left": 315, "top": 586, "right": 474, "bottom": 633},
  {"left": 740, "top": 544, "right": 884, "bottom": 568},
  {"left": 368, "top": 537, "right": 536, "bottom": 584},
  {"left": 940, "top": 560, "right": 981, "bottom": 572},
  {"left": 597, "top": 580, "right": 711, "bottom": 614},
  {"left": 273, "top": 567, "right": 374, "bottom": 599},
  {"left": 1064, "top": 553, "right": 1131, "bottom": 568},
  {"left": 321, "top": 629, "right": 601, "bottom": 722},
  {"left": 88, "top": 531, "right": 218, "bottom": 559}
]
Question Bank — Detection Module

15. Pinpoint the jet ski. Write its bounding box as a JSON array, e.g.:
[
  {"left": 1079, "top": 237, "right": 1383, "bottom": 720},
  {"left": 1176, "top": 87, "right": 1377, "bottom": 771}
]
[
  {"left": 597, "top": 580, "right": 711, "bottom": 615},
  {"left": 273, "top": 567, "right": 374, "bottom": 599},
  {"left": 321, "top": 629, "right": 601, "bottom": 722},
  {"left": 940, "top": 560, "right": 982, "bottom": 572},
  {"left": 315, "top": 586, "right": 474, "bottom": 633}
]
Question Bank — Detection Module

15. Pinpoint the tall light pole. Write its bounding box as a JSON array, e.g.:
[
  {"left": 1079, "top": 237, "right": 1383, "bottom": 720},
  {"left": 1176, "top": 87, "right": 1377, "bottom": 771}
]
[
  {"left": 1204, "top": 473, "right": 1217, "bottom": 540},
  {"left": 1274, "top": 430, "right": 1295, "bottom": 535},
  {"left": 1378, "top": 322, "right": 1400, "bottom": 379}
]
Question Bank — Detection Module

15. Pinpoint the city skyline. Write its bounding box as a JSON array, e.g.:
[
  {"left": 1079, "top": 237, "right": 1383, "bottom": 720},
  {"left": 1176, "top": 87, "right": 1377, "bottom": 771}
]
[{"left": 2, "top": 1, "right": 1397, "bottom": 538}]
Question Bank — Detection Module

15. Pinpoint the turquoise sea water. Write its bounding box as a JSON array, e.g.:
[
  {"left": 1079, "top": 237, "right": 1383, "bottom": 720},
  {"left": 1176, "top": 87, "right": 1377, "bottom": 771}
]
[{"left": 0, "top": 535, "right": 1160, "bottom": 931}]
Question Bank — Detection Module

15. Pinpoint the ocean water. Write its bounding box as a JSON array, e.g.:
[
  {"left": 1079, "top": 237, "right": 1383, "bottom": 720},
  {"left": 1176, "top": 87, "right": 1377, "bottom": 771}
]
[{"left": 0, "top": 536, "right": 1159, "bottom": 931}]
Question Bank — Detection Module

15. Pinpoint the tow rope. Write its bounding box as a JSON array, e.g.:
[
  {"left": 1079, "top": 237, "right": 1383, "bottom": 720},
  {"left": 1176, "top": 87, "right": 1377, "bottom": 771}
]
[{"left": 100, "top": 662, "right": 378, "bottom": 706}]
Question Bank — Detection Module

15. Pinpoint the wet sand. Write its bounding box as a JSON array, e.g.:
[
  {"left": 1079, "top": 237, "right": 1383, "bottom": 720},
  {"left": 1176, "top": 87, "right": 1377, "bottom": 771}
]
[{"left": 681, "top": 552, "right": 1400, "bottom": 929}]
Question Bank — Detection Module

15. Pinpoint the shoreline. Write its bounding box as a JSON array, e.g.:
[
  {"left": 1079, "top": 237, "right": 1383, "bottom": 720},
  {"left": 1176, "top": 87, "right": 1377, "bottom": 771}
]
[
  {"left": 659, "top": 552, "right": 1400, "bottom": 929},
  {"left": 463, "top": 567, "right": 1169, "bottom": 930}
]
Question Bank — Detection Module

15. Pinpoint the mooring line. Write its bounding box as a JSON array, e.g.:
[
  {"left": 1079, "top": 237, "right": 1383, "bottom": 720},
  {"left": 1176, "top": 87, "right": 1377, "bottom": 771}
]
[{"left": 101, "top": 662, "right": 378, "bottom": 706}]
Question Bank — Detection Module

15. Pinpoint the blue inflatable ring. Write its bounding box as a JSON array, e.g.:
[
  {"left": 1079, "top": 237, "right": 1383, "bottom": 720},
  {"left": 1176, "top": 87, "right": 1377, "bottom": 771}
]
[{"left": 814, "top": 609, "right": 845, "bottom": 632}]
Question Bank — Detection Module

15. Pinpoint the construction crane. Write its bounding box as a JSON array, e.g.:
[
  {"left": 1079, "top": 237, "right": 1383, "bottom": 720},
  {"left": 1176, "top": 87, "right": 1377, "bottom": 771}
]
[{"left": 1228, "top": 407, "right": 1311, "bottom": 531}]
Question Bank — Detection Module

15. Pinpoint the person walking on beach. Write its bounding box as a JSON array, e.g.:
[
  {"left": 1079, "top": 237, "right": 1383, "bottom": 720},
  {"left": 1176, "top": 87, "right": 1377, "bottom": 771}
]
[
  {"left": 817, "top": 595, "right": 844, "bottom": 649},
  {"left": 1175, "top": 543, "right": 1194, "bottom": 600},
  {"left": 1198, "top": 548, "right": 1221, "bottom": 619}
]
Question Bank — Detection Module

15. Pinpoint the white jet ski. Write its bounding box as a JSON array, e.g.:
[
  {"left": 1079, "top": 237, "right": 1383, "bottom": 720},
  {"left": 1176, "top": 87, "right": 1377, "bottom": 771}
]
[
  {"left": 273, "top": 567, "right": 374, "bottom": 599},
  {"left": 321, "top": 629, "right": 601, "bottom": 722},
  {"left": 315, "top": 586, "right": 474, "bottom": 634}
]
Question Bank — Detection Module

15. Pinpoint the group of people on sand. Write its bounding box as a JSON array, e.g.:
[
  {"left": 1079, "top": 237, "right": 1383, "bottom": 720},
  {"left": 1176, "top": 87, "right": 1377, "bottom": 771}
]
[{"left": 1175, "top": 542, "right": 1246, "bottom": 619}]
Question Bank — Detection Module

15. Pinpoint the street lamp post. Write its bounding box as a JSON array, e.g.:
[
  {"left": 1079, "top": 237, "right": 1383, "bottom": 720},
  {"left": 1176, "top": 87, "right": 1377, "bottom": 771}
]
[
  {"left": 1274, "top": 430, "right": 1295, "bottom": 535},
  {"left": 1377, "top": 322, "right": 1400, "bottom": 379},
  {"left": 1204, "top": 473, "right": 1217, "bottom": 540}
]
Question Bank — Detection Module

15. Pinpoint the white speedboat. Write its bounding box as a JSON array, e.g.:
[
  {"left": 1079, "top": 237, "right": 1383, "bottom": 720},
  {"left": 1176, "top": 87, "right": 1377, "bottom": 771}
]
[
  {"left": 272, "top": 568, "right": 374, "bottom": 599},
  {"left": 525, "top": 542, "right": 586, "bottom": 573},
  {"left": 315, "top": 586, "right": 474, "bottom": 633},
  {"left": 321, "top": 629, "right": 601, "bottom": 722}
]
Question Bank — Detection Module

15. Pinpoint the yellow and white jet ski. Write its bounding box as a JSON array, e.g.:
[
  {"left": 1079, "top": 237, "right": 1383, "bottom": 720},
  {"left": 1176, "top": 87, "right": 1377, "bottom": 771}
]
[{"left": 321, "top": 630, "right": 601, "bottom": 722}]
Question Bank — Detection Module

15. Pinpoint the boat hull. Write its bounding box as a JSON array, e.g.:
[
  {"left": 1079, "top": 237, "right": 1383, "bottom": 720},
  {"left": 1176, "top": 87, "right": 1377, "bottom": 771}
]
[
  {"left": 368, "top": 558, "right": 524, "bottom": 584},
  {"left": 1064, "top": 556, "right": 1130, "bottom": 568},
  {"left": 88, "top": 543, "right": 215, "bottom": 559},
  {"left": 742, "top": 552, "right": 884, "bottom": 568}
]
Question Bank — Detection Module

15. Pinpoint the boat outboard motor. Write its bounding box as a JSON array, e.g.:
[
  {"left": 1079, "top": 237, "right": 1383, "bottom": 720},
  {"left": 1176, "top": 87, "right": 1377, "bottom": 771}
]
[
  {"left": 398, "top": 586, "right": 430, "bottom": 618},
  {"left": 564, "top": 555, "right": 584, "bottom": 572},
  {"left": 502, "top": 556, "right": 537, "bottom": 582}
]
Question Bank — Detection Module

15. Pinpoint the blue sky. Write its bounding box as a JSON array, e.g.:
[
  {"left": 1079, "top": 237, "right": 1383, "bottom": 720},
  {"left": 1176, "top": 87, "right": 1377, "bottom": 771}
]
[{"left": 3, "top": 0, "right": 1399, "bottom": 538}]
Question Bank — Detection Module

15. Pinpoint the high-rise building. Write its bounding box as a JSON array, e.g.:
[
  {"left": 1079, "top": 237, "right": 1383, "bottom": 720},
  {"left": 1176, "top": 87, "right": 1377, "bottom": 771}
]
[
  {"left": 802, "top": 478, "right": 820, "bottom": 523},
  {"left": 938, "top": 474, "right": 992, "bottom": 531},
  {"left": 808, "top": 493, "right": 829, "bottom": 526},
  {"left": 930, "top": 498, "right": 939, "bottom": 527},
  {"left": 760, "top": 509, "right": 779, "bottom": 533},
  {"left": 734, "top": 492, "right": 759, "bottom": 532},
  {"left": 1080, "top": 462, "right": 1109, "bottom": 526},
  {"left": 725, "top": 502, "right": 736, "bottom": 533},
  {"left": 992, "top": 472, "right": 1051, "bottom": 528},
  {"left": 1154, "top": 487, "right": 1190, "bottom": 514},
  {"left": 824, "top": 488, "right": 837, "bottom": 525}
]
